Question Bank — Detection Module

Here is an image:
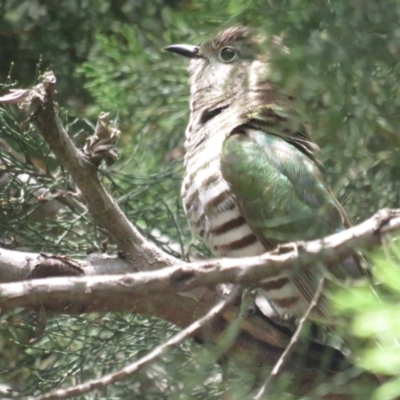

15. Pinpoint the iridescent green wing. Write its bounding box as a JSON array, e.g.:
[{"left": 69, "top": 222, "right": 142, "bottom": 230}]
[{"left": 221, "top": 128, "right": 362, "bottom": 316}]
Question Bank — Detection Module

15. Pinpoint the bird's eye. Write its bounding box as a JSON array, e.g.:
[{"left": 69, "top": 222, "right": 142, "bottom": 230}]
[{"left": 219, "top": 47, "right": 237, "bottom": 62}]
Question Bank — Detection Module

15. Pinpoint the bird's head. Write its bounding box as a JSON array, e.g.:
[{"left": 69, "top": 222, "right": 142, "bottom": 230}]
[{"left": 166, "top": 26, "right": 279, "bottom": 110}]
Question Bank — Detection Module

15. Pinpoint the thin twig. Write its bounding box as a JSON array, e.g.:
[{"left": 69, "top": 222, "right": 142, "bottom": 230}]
[
  {"left": 254, "top": 278, "right": 325, "bottom": 400},
  {"left": 32, "top": 287, "right": 241, "bottom": 400}
]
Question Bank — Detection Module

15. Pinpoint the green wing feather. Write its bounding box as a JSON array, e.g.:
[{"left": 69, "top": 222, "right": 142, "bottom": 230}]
[{"left": 220, "top": 128, "right": 363, "bottom": 318}]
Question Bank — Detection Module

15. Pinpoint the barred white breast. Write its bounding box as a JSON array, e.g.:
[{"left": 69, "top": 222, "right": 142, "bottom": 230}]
[{"left": 181, "top": 122, "right": 307, "bottom": 316}]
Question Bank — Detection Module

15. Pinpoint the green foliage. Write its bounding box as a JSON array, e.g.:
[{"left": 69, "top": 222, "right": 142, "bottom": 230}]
[
  {"left": 0, "top": 312, "right": 230, "bottom": 399},
  {"left": 335, "top": 239, "right": 400, "bottom": 400},
  {"left": 1, "top": 0, "right": 400, "bottom": 398}
]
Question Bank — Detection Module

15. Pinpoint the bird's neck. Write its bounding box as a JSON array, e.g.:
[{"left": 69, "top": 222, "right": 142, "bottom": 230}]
[
  {"left": 187, "top": 78, "right": 277, "bottom": 136},
  {"left": 190, "top": 85, "right": 238, "bottom": 113}
]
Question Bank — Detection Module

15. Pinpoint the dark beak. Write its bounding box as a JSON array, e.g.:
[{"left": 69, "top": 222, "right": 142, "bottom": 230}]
[{"left": 165, "top": 44, "right": 201, "bottom": 58}]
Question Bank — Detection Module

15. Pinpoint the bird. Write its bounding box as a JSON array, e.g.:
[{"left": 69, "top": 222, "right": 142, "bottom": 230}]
[{"left": 166, "top": 26, "right": 364, "bottom": 324}]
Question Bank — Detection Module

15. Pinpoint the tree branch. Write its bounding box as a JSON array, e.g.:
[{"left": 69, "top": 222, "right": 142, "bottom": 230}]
[
  {"left": 255, "top": 278, "right": 325, "bottom": 399},
  {"left": 0, "top": 74, "right": 175, "bottom": 270},
  {"left": 1, "top": 208, "right": 399, "bottom": 312},
  {"left": 32, "top": 287, "right": 242, "bottom": 400},
  {"left": 0, "top": 207, "right": 398, "bottom": 388}
]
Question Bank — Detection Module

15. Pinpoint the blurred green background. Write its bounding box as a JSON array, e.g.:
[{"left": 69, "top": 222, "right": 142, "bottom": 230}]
[{"left": 1, "top": 0, "right": 400, "bottom": 398}]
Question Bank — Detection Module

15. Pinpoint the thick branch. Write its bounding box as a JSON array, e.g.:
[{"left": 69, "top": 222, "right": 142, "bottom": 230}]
[
  {"left": 1, "top": 208, "right": 399, "bottom": 312},
  {"left": 0, "top": 74, "right": 175, "bottom": 270}
]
